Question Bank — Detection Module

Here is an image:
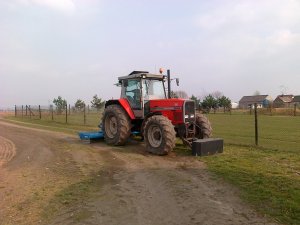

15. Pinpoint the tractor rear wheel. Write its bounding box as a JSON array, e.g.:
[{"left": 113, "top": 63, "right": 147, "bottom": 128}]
[
  {"left": 195, "top": 113, "right": 212, "bottom": 139},
  {"left": 144, "top": 115, "right": 176, "bottom": 155},
  {"left": 102, "top": 105, "right": 131, "bottom": 145}
]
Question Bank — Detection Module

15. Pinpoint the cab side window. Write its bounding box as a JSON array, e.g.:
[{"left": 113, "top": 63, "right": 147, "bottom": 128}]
[{"left": 124, "top": 79, "right": 141, "bottom": 109}]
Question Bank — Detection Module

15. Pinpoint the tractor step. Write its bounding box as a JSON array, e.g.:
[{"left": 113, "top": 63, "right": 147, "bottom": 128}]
[{"left": 192, "top": 138, "right": 223, "bottom": 156}]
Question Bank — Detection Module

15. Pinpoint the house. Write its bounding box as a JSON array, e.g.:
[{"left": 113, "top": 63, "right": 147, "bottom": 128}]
[
  {"left": 239, "top": 95, "right": 273, "bottom": 109},
  {"left": 292, "top": 95, "right": 300, "bottom": 105},
  {"left": 273, "top": 95, "right": 294, "bottom": 108}
]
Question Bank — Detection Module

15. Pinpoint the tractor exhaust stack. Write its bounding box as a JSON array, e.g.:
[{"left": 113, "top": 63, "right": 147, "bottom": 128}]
[{"left": 167, "top": 69, "right": 171, "bottom": 98}]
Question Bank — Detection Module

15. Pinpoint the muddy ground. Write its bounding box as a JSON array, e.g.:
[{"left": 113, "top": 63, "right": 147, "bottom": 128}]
[{"left": 0, "top": 119, "right": 278, "bottom": 225}]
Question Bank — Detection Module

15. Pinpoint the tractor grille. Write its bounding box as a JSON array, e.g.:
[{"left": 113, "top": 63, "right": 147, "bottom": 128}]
[{"left": 184, "top": 100, "right": 196, "bottom": 123}]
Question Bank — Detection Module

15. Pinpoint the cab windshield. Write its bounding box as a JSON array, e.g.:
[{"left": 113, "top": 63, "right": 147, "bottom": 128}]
[{"left": 142, "top": 79, "right": 166, "bottom": 100}]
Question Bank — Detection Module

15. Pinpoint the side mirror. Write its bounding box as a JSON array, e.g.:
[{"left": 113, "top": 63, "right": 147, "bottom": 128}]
[
  {"left": 123, "top": 80, "right": 128, "bottom": 87},
  {"left": 176, "top": 78, "right": 179, "bottom": 86}
]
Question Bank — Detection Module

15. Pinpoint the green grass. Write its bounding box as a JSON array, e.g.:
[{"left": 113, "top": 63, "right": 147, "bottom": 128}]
[
  {"left": 201, "top": 145, "right": 300, "bottom": 225},
  {"left": 202, "top": 114, "right": 300, "bottom": 225}
]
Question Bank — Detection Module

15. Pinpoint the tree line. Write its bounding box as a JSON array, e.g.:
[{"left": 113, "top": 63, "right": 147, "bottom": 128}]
[
  {"left": 172, "top": 90, "right": 232, "bottom": 113},
  {"left": 52, "top": 95, "right": 105, "bottom": 114},
  {"left": 53, "top": 90, "right": 231, "bottom": 114}
]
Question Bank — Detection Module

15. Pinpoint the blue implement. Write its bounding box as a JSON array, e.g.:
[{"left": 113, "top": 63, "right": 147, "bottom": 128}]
[
  {"left": 78, "top": 131, "right": 104, "bottom": 141},
  {"left": 78, "top": 130, "right": 140, "bottom": 141}
]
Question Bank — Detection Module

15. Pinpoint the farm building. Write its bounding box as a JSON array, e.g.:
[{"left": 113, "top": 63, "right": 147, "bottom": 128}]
[
  {"left": 239, "top": 95, "right": 272, "bottom": 109},
  {"left": 273, "top": 95, "right": 294, "bottom": 108},
  {"left": 292, "top": 95, "right": 300, "bottom": 105}
]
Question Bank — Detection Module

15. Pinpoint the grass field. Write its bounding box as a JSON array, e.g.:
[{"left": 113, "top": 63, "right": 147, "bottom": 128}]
[
  {"left": 4, "top": 113, "right": 300, "bottom": 225},
  {"left": 207, "top": 114, "right": 300, "bottom": 152}
]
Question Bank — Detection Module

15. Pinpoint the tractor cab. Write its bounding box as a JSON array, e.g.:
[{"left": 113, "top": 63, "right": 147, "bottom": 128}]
[{"left": 118, "top": 71, "right": 167, "bottom": 118}]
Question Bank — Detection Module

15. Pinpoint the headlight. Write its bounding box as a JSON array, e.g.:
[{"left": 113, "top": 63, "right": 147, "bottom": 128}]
[
  {"left": 184, "top": 115, "right": 189, "bottom": 119},
  {"left": 190, "top": 114, "right": 195, "bottom": 118}
]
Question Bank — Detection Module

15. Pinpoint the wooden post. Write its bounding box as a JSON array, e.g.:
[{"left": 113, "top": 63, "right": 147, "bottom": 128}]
[
  {"left": 15, "top": 105, "right": 17, "bottom": 117},
  {"left": 29, "top": 105, "right": 31, "bottom": 119},
  {"left": 294, "top": 103, "right": 297, "bottom": 116},
  {"left": 84, "top": 104, "right": 86, "bottom": 125},
  {"left": 26, "top": 105, "right": 28, "bottom": 116},
  {"left": 39, "top": 105, "right": 41, "bottom": 119},
  {"left": 65, "top": 104, "right": 68, "bottom": 123},
  {"left": 22, "top": 105, "right": 23, "bottom": 118},
  {"left": 51, "top": 106, "right": 54, "bottom": 121},
  {"left": 254, "top": 103, "right": 258, "bottom": 146}
]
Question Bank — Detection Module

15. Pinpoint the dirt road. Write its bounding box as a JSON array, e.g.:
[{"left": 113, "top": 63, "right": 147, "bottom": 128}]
[{"left": 0, "top": 120, "right": 277, "bottom": 225}]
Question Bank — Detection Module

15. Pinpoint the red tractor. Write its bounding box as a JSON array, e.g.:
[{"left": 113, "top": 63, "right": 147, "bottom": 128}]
[{"left": 102, "top": 70, "right": 212, "bottom": 155}]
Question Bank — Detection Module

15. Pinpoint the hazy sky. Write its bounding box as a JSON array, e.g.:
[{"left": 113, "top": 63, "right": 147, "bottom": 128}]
[{"left": 1, "top": 0, "right": 300, "bottom": 108}]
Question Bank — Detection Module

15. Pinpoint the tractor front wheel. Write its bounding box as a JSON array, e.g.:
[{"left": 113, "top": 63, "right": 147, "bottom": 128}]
[
  {"left": 102, "top": 105, "right": 131, "bottom": 145},
  {"left": 144, "top": 115, "right": 176, "bottom": 155},
  {"left": 195, "top": 113, "right": 212, "bottom": 139}
]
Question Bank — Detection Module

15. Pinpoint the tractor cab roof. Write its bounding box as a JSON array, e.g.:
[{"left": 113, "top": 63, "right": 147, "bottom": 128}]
[{"left": 118, "top": 71, "right": 166, "bottom": 81}]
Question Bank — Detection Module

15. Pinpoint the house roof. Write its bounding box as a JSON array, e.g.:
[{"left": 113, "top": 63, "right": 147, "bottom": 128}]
[
  {"left": 292, "top": 95, "right": 300, "bottom": 103},
  {"left": 239, "top": 95, "right": 269, "bottom": 103},
  {"left": 274, "top": 95, "right": 294, "bottom": 103}
]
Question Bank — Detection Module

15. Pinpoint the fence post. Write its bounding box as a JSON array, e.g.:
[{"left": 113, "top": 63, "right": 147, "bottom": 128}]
[
  {"left": 294, "top": 103, "right": 297, "bottom": 116},
  {"left": 51, "top": 105, "right": 54, "bottom": 121},
  {"left": 65, "top": 104, "right": 68, "bottom": 124},
  {"left": 29, "top": 105, "right": 31, "bottom": 119},
  {"left": 254, "top": 103, "right": 258, "bottom": 146},
  {"left": 15, "top": 105, "right": 17, "bottom": 117},
  {"left": 84, "top": 104, "right": 86, "bottom": 125},
  {"left": 39, "top": 105, "right": 41, "bottom": 119},
  {"left": 26, "top": 105, "right": 28, "bottom": 116},
  {"left": 22, "top": 105, "right": 23, "bottom": 118}
]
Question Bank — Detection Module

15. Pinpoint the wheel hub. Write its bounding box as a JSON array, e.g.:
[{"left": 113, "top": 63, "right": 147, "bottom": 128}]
[
  {"left": 105, "top": 115, "right": 118, "bottom": 138},
  {"left": 148, "top": 125, "right": 162, "bottom": 148}
]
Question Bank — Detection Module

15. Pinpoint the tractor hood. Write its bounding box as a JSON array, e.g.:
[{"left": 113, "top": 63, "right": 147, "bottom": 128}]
[
  {"left": 149, "top": 99, "right": 185, "bottom": 111},
  {"left": 148, "top": 99, "right": 196, "bottom": 125}
]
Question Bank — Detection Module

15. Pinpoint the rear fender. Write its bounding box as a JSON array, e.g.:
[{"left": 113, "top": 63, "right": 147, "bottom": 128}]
[{"left": 105, "top": 99, "right": 135, "bottom": 119}]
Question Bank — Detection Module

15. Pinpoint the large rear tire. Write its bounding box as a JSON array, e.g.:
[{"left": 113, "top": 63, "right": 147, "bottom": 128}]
[
  {"left": 195, "top": 113, "right": 212, "bottom": 139},
  {"left": 144, "top": 115, "right": 176, "bottom": 155},
  {"left": 102, "top": 105, "right": 131, "bottom": 145}
]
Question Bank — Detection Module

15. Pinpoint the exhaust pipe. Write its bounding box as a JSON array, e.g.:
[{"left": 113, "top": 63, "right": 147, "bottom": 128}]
[{"left": 167, "top": 69, "right": 171, "bottom": 98}]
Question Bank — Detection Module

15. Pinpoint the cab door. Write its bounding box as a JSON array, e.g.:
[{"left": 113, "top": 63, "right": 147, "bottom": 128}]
[{"left": 122, "top": 79, "right": 143, "bottom": 118}]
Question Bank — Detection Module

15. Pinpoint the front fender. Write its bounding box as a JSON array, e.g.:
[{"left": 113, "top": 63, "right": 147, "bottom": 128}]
[{"left": 105, "top": 99, "right": 135, "bottom": 119}]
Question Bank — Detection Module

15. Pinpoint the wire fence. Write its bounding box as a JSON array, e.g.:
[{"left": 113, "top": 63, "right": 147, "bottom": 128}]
[
  {"left": 13, "top": 103, "right": 300, "bottom": 127},
  {"left": 12, "top": 103, "right": 300, "bottom": 152},
  {"left": 14, "top": 104, "right": 102, "bottom": 127},
  {"left": 204, "top": 104, "right": 300, "bottom": 116}
]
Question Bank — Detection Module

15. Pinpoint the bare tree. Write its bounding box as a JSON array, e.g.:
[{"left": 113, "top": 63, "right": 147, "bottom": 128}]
[
  {"left": 211, "top": 91, "right": 223, "bottom": 99},
  {"left": 174, "top": 90, "right": 188, "bottom": 99},
  {"left": 279, "top": 85, "right": 288, "bottom": 95},
  {"left": 253, "top": 90, "right": 261, "bottom": 95}
]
